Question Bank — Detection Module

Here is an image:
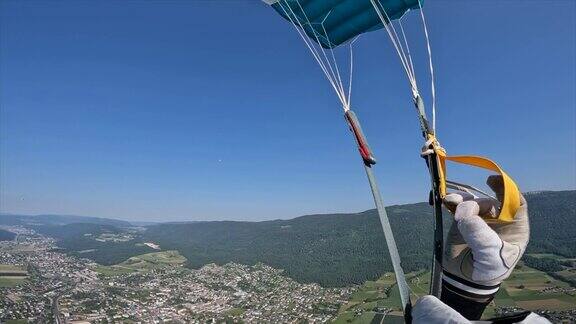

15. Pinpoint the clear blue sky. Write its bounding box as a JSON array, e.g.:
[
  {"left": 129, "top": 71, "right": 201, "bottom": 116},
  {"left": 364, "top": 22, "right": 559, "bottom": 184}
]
[{"left": 1, "top": 1, "right": 574, "bottom": 222}]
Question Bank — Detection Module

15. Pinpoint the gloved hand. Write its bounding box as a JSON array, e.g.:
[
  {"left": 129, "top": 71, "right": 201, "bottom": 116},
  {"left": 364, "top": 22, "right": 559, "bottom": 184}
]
[
  {"left": 440, "top": 175, "right": 530, "bottom": 320},
  {"left": 413, "top": 295, "right": 550, "bottom": 324}
]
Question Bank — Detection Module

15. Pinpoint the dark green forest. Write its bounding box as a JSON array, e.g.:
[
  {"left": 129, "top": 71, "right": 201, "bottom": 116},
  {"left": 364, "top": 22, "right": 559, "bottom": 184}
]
[
  {"left": 522, "top": 255, "right": 565, "bottom": 272},
  {"left": 32, "top": 223, "right": 155, "bottom": 264},
  {"left": 144, "top": 203, "right": 446, "bottom": 286},
  {"left": 144, "top": 190, "right": 576, "bottom": 286},
  {"left": 0, "top": 229, "right": 16, "bottom": 241},
  {"left": 522, "top": 191, "right": 576, "bottom": 257}
]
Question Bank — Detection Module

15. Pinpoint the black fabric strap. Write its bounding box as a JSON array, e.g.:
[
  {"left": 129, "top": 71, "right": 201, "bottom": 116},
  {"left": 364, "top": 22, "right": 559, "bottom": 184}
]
[
  {"left": 443, "top": 271, "right": 501, "bottom": 290},
  {"left": 489, "top": 311, "right": 532, "bottom": 324},
  {"left": 441, "top": 279, "right": 498, "bottom": 320}
]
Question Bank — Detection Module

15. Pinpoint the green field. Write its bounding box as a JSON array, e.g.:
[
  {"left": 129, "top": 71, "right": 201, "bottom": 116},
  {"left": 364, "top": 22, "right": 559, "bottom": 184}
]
[
  {"left": 4, "top": 319, "right": 28, "bottom": 324},
  {"left": 94, "top": 250, "right": 187, "bottom": 276},
  {"left": 333, "top": 264, "right": 576, "bottom": 323},
  {"left": 0, "top": 264, "right": 27, "bottom": 273},
  {"left": 495, "top": 265, "right": 576, "bottom": 311},
  {"left": 0, "top": 264, "right": 28, "bottom": 287},
  {"left": 0, "top": 244, "right": 42, "bottom": 253},
  {"left": 334, "top": 271, "right": 430, "bottom": 323},
  {"left": 225, "top": 308, "right": 246, "bottom": 317},
  {"left": 0, "top": 277, "right": 27, "bottom": 287}
]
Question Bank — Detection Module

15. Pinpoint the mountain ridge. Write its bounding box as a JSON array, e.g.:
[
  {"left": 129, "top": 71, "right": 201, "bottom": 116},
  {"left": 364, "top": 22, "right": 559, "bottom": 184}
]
[
  {"left": 1, "top": 189, "right": 571, "bottom": 225},
  {"left": 0, "top": 213, "right": 132, "bottom": 227},
  {"left": 2, "top": 190, "right": 573, "bottom": 287}
]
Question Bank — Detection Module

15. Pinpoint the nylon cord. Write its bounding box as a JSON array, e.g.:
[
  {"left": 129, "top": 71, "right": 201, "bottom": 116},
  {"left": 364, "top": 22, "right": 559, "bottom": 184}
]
[
  {"left": 277, "top": 1, "right": 348, "bottom": 109},
  {"left": 398, "top": 19, "right": 418, "bottom": 88},
  {"left": 294, "top": 2, "right": 347, "bottom": 107},
  {"left": 369, "top": 0, "right": 418, "bottom": 95},
  {"left": 277, "top": 0, "right": 355, "bottom": 112},
  {"left": 417, "top": 3, "right": 437, "bottom": 133},
  {"left": 370, "top": 0, "right": 438, "bottom": 136},
  {"left": 347, "top": 36, "right": 360, "bottom": 109},
  {"left": 321, "top": 21, "right": 347, "bottom": 105}
]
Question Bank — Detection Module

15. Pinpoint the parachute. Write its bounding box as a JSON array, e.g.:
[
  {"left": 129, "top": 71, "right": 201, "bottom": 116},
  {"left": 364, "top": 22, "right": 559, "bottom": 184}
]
[
  {"left": 263, "top": 1, "right": 522, "bottom": 322},
  {"left": 266, "top": 0, "right": 421, "bottom": 48}
]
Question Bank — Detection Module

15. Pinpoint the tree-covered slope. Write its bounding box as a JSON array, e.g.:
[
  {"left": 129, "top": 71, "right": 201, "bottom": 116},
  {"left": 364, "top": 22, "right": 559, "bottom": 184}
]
[
  {"left": 143, "top": 190, "right": 575, "bottom": 287},
  {"left": 524, "top": 190, "right": 576, "bottom": 257},
  {"left": 0, "top": 229, "right": 16, "bottom": 241},
  {"left": 145, "top": 203, "right": 448, "bottom": 286},
  {"left": 33, "top": 223, "right": 154, "bottom": 265}
]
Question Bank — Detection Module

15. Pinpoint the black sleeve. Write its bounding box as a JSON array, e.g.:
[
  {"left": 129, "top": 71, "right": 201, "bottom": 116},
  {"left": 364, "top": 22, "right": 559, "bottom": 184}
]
[
  {"left": 489, "top": 311, "right": 533, "bottom": 324},
  {"left": 440, "top": 271, "right": 500, "bottom": 320}
]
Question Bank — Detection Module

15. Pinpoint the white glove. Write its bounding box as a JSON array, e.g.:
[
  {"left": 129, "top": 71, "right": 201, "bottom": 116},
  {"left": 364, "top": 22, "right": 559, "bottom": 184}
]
[
  {"left": 440, "top": 175, "right": 530, "bottom": 319},
  {"left": 413, "top": 295, "right": 551, "bottom": 324},
  {"left": 413, "top": 295, "right": 470, "bottom": 324},
  {"left": 443, "top": 175, "right": 529, "bottom": 286}
]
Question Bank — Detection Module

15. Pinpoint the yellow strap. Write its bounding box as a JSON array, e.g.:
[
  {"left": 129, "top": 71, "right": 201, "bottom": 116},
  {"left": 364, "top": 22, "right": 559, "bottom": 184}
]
[{"left": 427, "top": 135, "right": 521, "bottom": 223}]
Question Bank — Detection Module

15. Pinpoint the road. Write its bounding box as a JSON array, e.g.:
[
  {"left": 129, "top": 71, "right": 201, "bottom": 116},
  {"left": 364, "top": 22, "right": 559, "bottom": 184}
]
[{"left": 52, "top": 294, "right": 64, "bottom": 324}]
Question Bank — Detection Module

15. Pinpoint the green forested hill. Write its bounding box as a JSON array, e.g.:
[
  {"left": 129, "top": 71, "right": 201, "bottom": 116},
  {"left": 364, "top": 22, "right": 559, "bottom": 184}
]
[
  {"left": 145, "top": 203, "right": 444, "bottom": 286},
  {"left": 21, "top": 191, "right": 574, "bottom": 287},
  {"left": 143, "top": 190, "right": 575, "bottom": 287},
  {"left": 523, "top": 191, "right": 576, "bottom": 257},
  {"left": 32, "top": 223, "right": 122, "bottom": 238},
  {"left": 32, "top": 223, "right": 155, "bottom": 264}
]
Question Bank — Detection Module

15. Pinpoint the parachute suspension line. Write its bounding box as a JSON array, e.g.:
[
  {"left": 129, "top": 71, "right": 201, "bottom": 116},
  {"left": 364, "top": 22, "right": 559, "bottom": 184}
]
[
  {"left": 370, "top": 0, "right": 437, "bottom": 133},
  {"left": 304, "top": 6, "right": 351, "bottom": 112},
  {"left": 276, "top": 1, "right": 349, "bottom": 110},
  {"left": 277, "top": 1, "right": 355, "bottom": 112},
  {"left": 369, "top": 0, "right": 418, "bottom": 97},
  {"left": 417, "top": 3, "right": 437, "bottom": 133},
  {"left": 370, "top": 0, "right": 437, "bottom": 135},
  {"left": 294, "top": 2, "right": 346, "bottom": 103},
  {"left": 347, "top": 36, "right": 360, "bottom": 109},
  {"left": 398, "top": 19, "right": 418, "bottom": 89},
  {"left": 319, "top": 18, "right": 347, "bottom": 108}
]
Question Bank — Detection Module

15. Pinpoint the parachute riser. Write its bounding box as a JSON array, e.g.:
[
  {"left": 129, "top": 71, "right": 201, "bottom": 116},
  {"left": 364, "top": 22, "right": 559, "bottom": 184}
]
[
  {"left": 362, "top": 164, "right": 413, "bottom": 324},
  {"left": 426, "top": 152, "right": 444, "bottom": 298},
  {"left": 412, "top": 95, "right": 444, "bottom": 298},
  {"left": 344, "top": 109, "right": 412, "bottom": 322},
  {"left": 413, "top": 94, "right": 433, "bottom": 137}
]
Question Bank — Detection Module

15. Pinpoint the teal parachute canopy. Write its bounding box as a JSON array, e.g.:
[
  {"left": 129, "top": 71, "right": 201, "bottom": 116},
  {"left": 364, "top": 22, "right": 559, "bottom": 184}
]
[{"left": 265, "top": 0, "right": 422, "bottom": 49}]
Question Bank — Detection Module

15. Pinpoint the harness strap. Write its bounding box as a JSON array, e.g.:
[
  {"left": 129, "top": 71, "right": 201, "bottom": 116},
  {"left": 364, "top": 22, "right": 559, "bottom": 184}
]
[{"left": 427, "top": 134, "right": 521, "bottom": 223}]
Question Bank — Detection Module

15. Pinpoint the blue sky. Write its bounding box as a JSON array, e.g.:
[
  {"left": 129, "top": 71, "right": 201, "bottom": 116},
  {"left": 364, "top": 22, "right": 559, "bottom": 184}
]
[{"left": 1, "top": 0, "right": 574, "bottom": 222}]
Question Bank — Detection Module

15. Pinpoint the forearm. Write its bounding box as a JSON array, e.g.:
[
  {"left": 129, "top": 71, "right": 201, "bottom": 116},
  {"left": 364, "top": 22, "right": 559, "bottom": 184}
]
[{"left": 440, "top": 271, "right": 499, "bottom": 320}]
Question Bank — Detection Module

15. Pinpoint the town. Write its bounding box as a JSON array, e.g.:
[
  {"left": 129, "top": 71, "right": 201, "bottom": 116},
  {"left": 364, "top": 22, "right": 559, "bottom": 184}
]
[
  {"left": 0, "top": 226, "right": 353, "bottom": 323},
  {"left": 2, "top": 223, "right": 576, "bottom": 323}
]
